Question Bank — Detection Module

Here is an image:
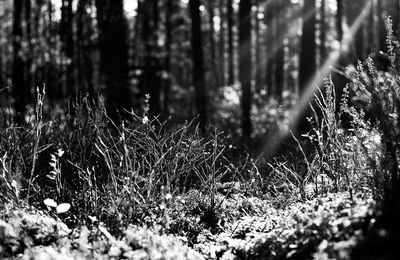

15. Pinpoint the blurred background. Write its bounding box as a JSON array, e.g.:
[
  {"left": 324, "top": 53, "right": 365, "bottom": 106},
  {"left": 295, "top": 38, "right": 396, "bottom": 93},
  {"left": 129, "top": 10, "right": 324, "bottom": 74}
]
[{"left": 0, "top": 0, "right": 398, "bottom": 154}]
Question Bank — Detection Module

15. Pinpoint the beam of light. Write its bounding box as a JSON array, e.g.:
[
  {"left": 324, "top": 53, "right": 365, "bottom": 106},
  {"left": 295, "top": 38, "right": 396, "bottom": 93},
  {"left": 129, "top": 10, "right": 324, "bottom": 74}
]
[
  {"left": 254, "top": 3, "right": 312, "bottom": 87},
  {"left": 261, "top": 0, "right": 373, "bottom": 157}
]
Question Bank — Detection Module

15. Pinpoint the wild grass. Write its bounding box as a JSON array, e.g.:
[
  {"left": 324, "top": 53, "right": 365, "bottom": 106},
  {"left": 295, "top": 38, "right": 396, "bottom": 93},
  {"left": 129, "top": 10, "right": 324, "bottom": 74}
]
[{"left": 0, "top": 92, "right": 244, "bottom": 235}]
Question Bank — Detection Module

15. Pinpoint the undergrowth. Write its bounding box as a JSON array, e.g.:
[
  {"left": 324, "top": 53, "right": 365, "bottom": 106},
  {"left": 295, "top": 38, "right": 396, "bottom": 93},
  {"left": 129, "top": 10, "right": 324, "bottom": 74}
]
[{"left": 0, "top": 93, "right": 246, "bottom": 237}]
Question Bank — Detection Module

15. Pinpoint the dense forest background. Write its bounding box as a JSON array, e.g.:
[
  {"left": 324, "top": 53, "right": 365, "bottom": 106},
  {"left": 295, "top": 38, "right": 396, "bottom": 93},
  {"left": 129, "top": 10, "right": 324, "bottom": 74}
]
[{"left": 0, "top": 0, "right": 399, "bottom": 152}]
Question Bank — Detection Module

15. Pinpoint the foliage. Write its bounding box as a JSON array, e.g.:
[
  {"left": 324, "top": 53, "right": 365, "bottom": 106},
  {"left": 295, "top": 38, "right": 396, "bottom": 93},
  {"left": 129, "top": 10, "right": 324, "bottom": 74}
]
[{"left": 0, "top": 93, "right": 241, "bottom": 235}]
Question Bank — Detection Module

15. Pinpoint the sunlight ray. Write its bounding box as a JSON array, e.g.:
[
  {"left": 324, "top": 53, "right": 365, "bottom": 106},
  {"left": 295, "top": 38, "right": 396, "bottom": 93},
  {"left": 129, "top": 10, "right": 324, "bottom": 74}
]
[
  {"left": 260, "top": 0, "right": 373, "bottom": 157},
  {"left": 254, "top": 5, "right": 312, "bottom": 87}
]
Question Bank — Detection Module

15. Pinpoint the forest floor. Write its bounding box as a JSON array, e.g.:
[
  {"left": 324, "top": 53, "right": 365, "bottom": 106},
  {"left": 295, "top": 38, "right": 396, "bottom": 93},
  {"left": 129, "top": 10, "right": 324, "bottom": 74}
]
[{"left": 0, "top": 187, "right": 377, "bottom": 260}]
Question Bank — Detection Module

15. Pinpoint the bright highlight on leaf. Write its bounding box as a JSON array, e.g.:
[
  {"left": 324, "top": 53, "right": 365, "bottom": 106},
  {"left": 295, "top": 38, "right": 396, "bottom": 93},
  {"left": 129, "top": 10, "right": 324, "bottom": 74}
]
[
  {"left": 142, "top": 116, "right": 149, "bottom": 124},
  {"left": 44, "top": 198, "right": 57, "bottom": 208},
  {"left": 56, "top": 203, "right": 71, "bottom": 214},
  {"left": 57, "top": 149, "right": 64, "bottom": 157},
  {"left": 88, "top": 215, "right": 98, "bottom": 222}
]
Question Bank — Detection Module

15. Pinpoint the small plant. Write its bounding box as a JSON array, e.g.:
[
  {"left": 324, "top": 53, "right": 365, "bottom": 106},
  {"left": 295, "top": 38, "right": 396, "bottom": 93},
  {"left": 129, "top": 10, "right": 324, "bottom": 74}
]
[
  {"left": 43, "top": 198, "right": 71, "bottom": 214},
  {"left": 47, "top": 148, "right": 64, "bottom": 198},
  {"left": 27, "top": 86, "right": 46, "bottom": 201}
]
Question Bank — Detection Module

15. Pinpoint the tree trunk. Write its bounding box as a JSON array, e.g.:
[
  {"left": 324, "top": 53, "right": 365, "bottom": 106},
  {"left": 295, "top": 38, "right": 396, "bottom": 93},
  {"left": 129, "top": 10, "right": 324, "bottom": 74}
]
[
  {"left": 227, "top": 0, "right": 234, "bottom": 85},
  {"left": 239, "top": 0, "right": 252, "bottom": 140},
  {"left": 45, "top": 0, "right": 59, "bottom": 101},
  {"left": 346, "top": 1, "right": 365, "bottom": 61},
  {"left": 12, "top": 0, "right": 26, "bottom": 122},
  {"left": 208, "top": 0, "right": 218, "bottom": 89},
  {"left": 265, "top": 2, "right": 274, "bottom": 96},
  {"left": 377, "top": 0, "right": 386, "bottom": 52},
  {"left": 319, "top": 0, "right": 327, "bottom": 63},
  {"left": 332, "top": 0, "right": 347, "bottom": 110},
  {"left": 96, "top": 0, "right": 130, "bottom": 121},
  {"left": 60, "top": 0, "right": 75, "bottom": 97},
  {"left": 254, "top": 0, "right": 261, "bottom": 93},
  {"left": 189, "top": 0, "right": 207, "bottom": 133},
  {"left": 297, "top": 0, "right": 316, "bottom": 132},
  {"left": 164, "top": 0, "right": 173, "bottom": 112},
  {"left": 141, "top": 0, "right": 162, "bottom": 115},
  {"left": 274, "top": 1, "right": 286, "bottom": 100},
  {"left": 24, "top": 0, "right": 32, "bottom": 102},
  {"left": 219, "top": 0, "right": 226, "bottom": 87},
  {"left": 77, "top": 0, "right": 94, "bottom": 97},
  {"left": 388, "top": 0, "right": 400, "bottom": 37},
  {"left": 367, "top": 0, "right": 376, "bottom": 54},
  {"left": 336, "top": 0, "right": 343, "bottom": 43},
  {"left": 299, "top": 0, "right": 316, "bottom": 93}
]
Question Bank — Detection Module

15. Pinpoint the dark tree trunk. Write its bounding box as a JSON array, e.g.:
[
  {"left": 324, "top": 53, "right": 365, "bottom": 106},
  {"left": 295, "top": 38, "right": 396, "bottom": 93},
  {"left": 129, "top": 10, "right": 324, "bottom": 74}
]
[
  {"left": 0, "top": 25, "right": 2, "bottom": 89},
  {"left": 239, "top": 0, "right": 252, "bottom": 140},
  {"left": 164, "top": 0, "right": 173, "bottom": 112},
  {"left": 319, "top": 0, "right": 327, "bottom": 63},
  {"left": 299, "top": 0, "right": 316, "bottom": 93},
  {"left": 12, "top": 0, "right": 26, "bottom": 122},
  {"left": 189, "top": 0, "right": 207, "bottom": 133},
  {"left": 60, "top": 0, "right": 75, "bottom": 97},
  {"left": 388, "top": 0, "right": 400, "bottom": 37},
  {"left": 274, "top": 1, "right": 286, "bottom": 100},
  {"left": 367, "top": 0, "right": 376, "bottom": 54},
  {"left": 208, "top": 0, "right": 218, "bottom": 89},
  {"left": 265, "top": 2, "right": 274, "bottom": 96},
  {"left": 336, "top": 0, "right": 343, "bottom": 43},
  {"left": 45, "top": 0, "right": 59, "bottom": 101},
  {"left": 227, "top": 0, "right": 234, "bottom": 85},
  {"left": 219, "top": 0, "right": 226, "bottom": 87},
  {"left": 142, "top": 0, "right": 162, "bottom": 115},
  {"left": 332, "top": 0, "right": 347, "bottom": 111},
  {"left": 297, "top": 0, "right": 316, "bottom": 132},
  {"left": 96, "top": 0, "right": 130, "bottom": 121},
  {"left": 77, "top": 0, "right": 94, "bottom": 98},
  {"left": 24, "top": 0, "right": 32, "bottom": 102},
  {"left": 254, "top": 0, "right": 261, "bottom": 93},
  {"left": 346, "top": 1, "right": 365, "bottom": 61},
  {"left": 377, "top": 0, "right": 386, "bottom": 52}
]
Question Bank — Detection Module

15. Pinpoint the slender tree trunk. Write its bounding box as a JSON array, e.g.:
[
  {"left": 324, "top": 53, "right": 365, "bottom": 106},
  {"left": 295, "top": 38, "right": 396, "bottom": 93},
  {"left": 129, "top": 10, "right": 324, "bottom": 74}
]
[
  {"left": 189, "top": 0, "right": 207, "bottom": 133},
  {"left": 60, "top": 0, "right": 75, "bottom": 97},
  {"left": 227, "top": 0, "right": 234, "bottom": 85},
  {"left": 208, "top": 1, "right": 218, "bottom": 89},
  {"left": 219, "top": 0, "right": 226, "bottom": 87},
  {"left": 367, "top": 0, "right": 376, "bottom": 54},
  {"left": 275, "top": 1, "right": 286, "bottom": 100},
  {"left": 45, "top": 0, "right": 58, "bottom": 101},
  {"left": 319, "top": 0, "right": 327, "bottom": 63},
  {"left": 12, "top": 0, "right": 26, "bottom": 122},
  {"left": 297, "top": 0, "right": 316, "bottom": 132},
  {"left": 24, "top": 0, "right": 32, "bottom": 103},
  {"left": 336, "top": 0, "right": 343, "bottom": 43},
  {"left": 265, "top": 2, "right": 274, "bottom": 96},
  {"left": 347, "top": 1, "right": 365, "bottom": 61},
  {"left": 332, "top": 0, "right": 347, "bottom": 110},
  {"left": 0, "top": 24, "right": 2, "bottom": 89},
  {"left": 77, "top": 0, "right": 94, "bottom": 97},
  {"left": 164, "top": 0, "right": 173, "bottom": 112},
  {"left": 239, "top": 0, "right": 252, "bottom": 140},
  {"left": 388, "top": 0, "right": 400, "bottom": 37},
  {"left": 254, "top": 0, "right": 261, "bottom": 93},
  {"left": 96, "top": 0, "right": 130, "bottom": 121},
  {"left": 377, "top": 0, "right": 386, "bottom": 51},
  {"left": 142, "top": 0, "right": 161, "bottom": 115},
  {"left": 299, "top": 0, "right": 316, "bottom": 93}
]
